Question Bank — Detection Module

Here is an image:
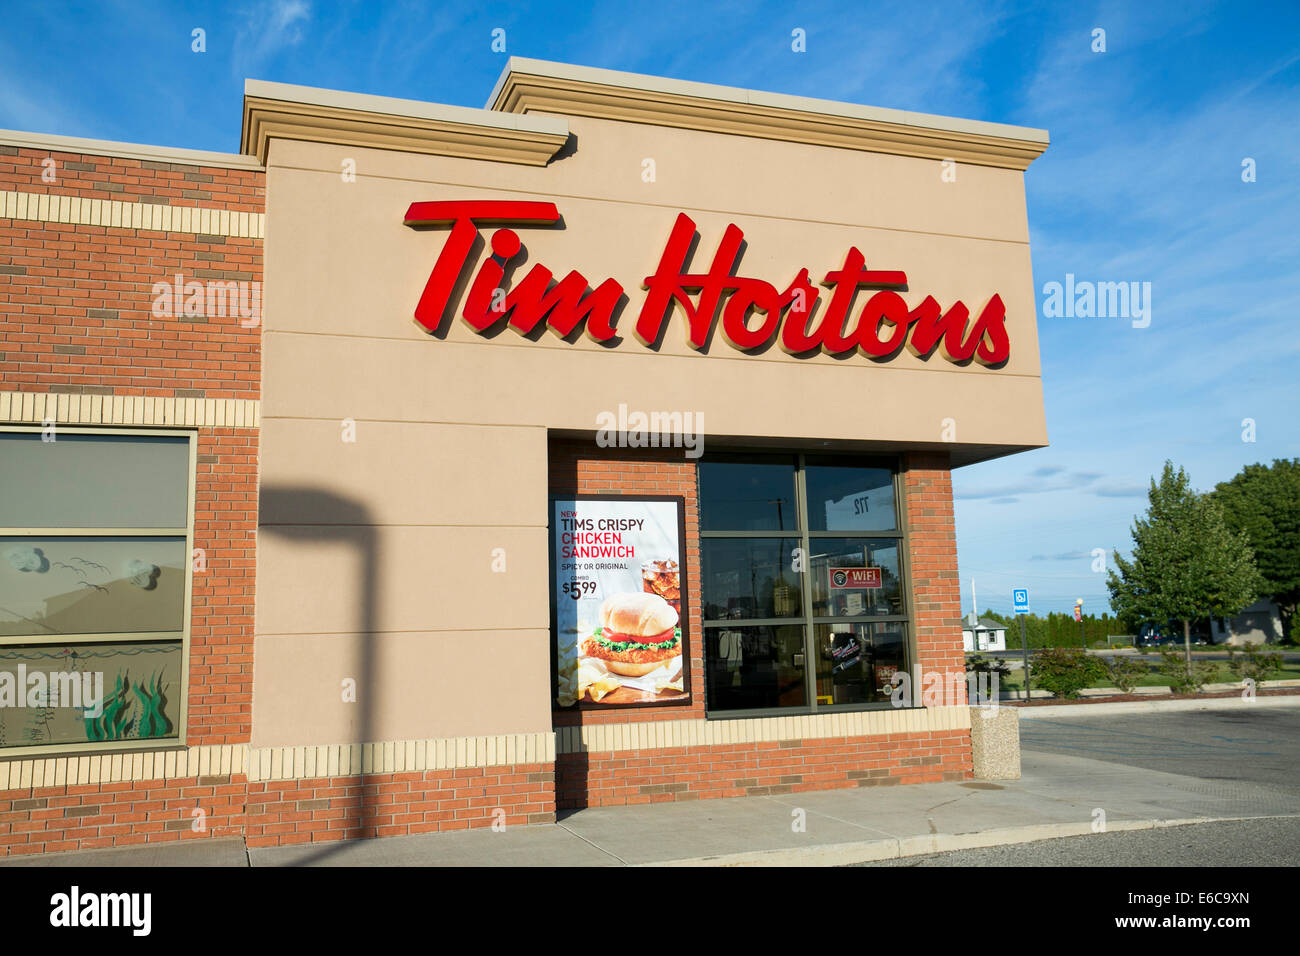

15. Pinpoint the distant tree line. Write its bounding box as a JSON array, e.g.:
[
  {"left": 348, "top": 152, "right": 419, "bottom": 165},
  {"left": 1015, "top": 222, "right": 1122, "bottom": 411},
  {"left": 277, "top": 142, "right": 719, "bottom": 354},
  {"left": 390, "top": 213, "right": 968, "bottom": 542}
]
[{"left": 980, "top": 610, "right": 1118, "bottom": 649}]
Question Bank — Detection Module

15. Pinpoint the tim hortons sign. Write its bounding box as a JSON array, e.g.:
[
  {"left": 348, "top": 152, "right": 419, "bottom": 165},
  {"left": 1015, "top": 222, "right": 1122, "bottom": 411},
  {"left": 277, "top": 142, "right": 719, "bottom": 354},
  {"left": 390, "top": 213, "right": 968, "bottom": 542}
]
[{"left": 404, "top": 200, "right": 1010, "bottom": 365}]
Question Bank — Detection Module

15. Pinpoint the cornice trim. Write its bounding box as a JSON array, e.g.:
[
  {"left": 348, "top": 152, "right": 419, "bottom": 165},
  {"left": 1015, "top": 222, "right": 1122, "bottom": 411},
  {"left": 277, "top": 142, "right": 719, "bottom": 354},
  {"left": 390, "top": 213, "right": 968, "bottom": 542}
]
[
  {"left": 241, "top": 81, "right": 570, "bottom": 167},
  {"left": 491, "top": 62, "right": 1049, "bottom": 171}
]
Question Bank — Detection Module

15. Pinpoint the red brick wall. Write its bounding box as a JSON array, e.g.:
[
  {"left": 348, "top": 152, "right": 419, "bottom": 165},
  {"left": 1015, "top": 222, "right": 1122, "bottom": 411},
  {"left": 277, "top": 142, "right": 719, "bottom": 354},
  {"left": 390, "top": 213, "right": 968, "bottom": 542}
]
[
  {"left": 902, "top": 450, "right": 967, "bottom": 681},
  {"left": 0, "top": 223, "right": 261, "bottom": 400},
  {"left": 190, "top": 428, "right": 258, "bottom": 743},
  {"left": 549, "top": 441, "right": 974, "bottom": 810},
  {"left": 0, "top": 145, "right": 263, "bottom": 751},
  {"left": 243, "top": 765, "right": 555, "bottom": 848},
  {"left": 0, "top": 775, "right": 246, "bottom": 855},
  {"left": 0, "top": 146, "right": 263, "bottom": 211},
  {"left": 0, "top": 764, "right": 555, "bottom": 855},
  {"left": 548, "top": 438, "right": 704, "bottom": 726},
  {"left": 560, "top": 730, "right": 971, "bottom": 809}
]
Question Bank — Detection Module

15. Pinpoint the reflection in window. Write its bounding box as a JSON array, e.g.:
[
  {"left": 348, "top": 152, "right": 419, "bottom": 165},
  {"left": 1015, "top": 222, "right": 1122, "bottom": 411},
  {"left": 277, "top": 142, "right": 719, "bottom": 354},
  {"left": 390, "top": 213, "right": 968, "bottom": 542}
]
[
  {"left": 0, "top": 427, "right": 194, "bottom": 755},
  {"left": 699, "top": 459, "right": 797, "bottom": 531},
  {"left": 814, "top": 623, "right": 906, "bottom": 706},
  {"left": 805, "top": 458, "right": 896, "bottom": 532},
  {"left": 0, "top": 537, "right": 187, "bottom": 637},
  {"left": 707, "top": 625, "right": 806, "bottom": 711},
  {"left": 701, "top": 455, "right": 909, "bottom": 715},
  {"left": 0, "top": 432, "right": 189, "bottom": 528},
  {"left": 701, "top": 538, "right": 802, "bottom": 621},
  {"left": 808, "top": 539, "right": 903, "bottom": 618}
]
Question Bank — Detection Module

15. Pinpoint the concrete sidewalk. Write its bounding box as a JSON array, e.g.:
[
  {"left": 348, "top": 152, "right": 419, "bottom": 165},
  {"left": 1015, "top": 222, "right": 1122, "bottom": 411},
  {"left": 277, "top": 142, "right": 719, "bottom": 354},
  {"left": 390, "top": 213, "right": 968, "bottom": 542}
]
[{"left": 6, "top": 742, "right": 1298, "bottom": 867}]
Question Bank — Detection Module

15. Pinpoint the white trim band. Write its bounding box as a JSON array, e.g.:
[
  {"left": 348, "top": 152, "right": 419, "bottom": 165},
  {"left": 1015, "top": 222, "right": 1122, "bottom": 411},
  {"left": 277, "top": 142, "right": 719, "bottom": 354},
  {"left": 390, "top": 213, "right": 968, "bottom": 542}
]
[
  {"left": 1, "top": 189, "right": 264, "bottom": 238},
  {"left": 0, "top": 733, "right": 559, "bottom": 790},
  {"left": 0, "top": 744, "right": 249, "bottom": 790},
  {"left": 558, "top": 706, "right": 972, "bottom": 755},
  {"left": 0, "top": 709, "right": 973, "bottom": 789},
  {"left": 0, "top": 392, "right": 261, "bottom": 429}
]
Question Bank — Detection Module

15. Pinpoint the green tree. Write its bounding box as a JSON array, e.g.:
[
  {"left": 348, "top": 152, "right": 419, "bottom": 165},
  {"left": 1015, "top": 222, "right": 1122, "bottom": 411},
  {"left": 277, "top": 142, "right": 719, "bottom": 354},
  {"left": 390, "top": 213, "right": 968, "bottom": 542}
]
[
  {"left": 1107, "top": 461, "right": 1264, "bottom": 676},
  {"left": 1214, "top": 459, "right": 1300, "bottom": 643}
]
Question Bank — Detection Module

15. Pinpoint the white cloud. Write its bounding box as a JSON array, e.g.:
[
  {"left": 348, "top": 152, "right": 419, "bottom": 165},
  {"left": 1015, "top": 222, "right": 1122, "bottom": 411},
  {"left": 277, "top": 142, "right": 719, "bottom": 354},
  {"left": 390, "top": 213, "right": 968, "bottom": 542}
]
[{"left": 233, "top": 0, "right": 311, "bottom": 75}]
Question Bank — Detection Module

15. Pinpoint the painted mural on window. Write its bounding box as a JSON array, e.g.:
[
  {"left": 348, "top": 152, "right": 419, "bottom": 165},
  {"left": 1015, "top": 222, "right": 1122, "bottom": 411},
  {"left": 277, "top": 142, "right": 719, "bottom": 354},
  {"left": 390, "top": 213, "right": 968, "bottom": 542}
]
[
  {"left": 0, "top": 641, "right": 181, "bottom": 748},
  {"left": 0, "top": 537, "right": 186, "bottom": 638}
]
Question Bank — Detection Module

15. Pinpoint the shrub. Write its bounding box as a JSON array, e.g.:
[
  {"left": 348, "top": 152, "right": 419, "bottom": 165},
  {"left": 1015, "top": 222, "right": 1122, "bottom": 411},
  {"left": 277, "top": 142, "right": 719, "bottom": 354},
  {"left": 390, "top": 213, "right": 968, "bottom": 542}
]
[
  {"left": 965, "top": 654, "right": 1012, "bottom": 680},
  {"left": 1156, "top": 650, "right": 1218, "bottom": 694},
  {"left": 1226, "top": 643, "right": 1284, "bottom": 683},
  {"left": 964, "top": 654, "right": 1012, "bottom": 703},
  {"left": 1103, "top": 655, "right": 1149, "bottom": 694},
  {"left": 1031, "top": 648, "right": 1106, "bottom": 699}
]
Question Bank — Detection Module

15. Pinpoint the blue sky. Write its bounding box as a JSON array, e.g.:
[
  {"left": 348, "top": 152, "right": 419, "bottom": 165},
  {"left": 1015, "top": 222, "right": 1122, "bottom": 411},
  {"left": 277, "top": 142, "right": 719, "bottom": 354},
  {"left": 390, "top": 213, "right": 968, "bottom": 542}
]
[{"left": 3, "top": 1, "right": 1297, "bottom": 617}]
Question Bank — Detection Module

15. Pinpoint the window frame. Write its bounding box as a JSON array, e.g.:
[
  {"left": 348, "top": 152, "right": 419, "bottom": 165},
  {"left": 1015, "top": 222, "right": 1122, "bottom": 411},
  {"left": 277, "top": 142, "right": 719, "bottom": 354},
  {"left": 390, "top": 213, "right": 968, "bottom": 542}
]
[
  {"left": 0, "top": 424, "right": 196, "bottom": 757},
  {"left": 699, "top": 451, "right": 914, "bottom": 719}
]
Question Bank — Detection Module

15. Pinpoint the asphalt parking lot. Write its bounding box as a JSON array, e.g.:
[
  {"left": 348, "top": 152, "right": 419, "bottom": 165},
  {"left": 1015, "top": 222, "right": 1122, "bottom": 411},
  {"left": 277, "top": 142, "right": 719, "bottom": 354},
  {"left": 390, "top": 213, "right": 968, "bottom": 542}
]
[
  {"left": 860, "top": 705, "right": 1300, "bottom": 866},
  {"left": 868, "top": 816, "right": 1300, "bottom": 866},
  {"left": 1018, "top": 707, "right": 1300, "bottom": 793}
]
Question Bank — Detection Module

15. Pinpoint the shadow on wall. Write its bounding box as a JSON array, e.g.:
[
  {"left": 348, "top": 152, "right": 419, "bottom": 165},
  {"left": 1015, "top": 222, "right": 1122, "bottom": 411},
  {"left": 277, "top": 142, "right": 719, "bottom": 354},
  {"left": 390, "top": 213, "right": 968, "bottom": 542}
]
[{"left": 258, "top": 486, "right": 377, "bottom": 864}]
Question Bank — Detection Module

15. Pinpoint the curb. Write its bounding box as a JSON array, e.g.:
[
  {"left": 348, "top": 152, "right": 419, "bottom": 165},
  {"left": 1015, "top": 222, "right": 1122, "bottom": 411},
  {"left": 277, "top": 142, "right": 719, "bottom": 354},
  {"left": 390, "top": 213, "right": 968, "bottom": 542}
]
[
  {"left": 645, "top": 814, "right": 1300, "bottom": 867},
  {"left": 1014, "top": 693, "right": 1300, "bottom": 719}
]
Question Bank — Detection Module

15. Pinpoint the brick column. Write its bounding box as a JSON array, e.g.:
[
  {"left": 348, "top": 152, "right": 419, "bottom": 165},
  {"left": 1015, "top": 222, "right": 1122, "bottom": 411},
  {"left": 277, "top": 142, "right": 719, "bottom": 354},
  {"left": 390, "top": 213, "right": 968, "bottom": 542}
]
[{"left": 903, "top": 451, "right": 966, "bottom": 681}]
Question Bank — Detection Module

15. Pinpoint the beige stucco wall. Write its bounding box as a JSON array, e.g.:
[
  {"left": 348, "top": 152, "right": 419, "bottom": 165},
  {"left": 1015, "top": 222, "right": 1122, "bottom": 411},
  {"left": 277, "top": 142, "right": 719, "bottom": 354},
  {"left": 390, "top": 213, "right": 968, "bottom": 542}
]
[{"left": 252, "top": 110, "right": 1046, "bottom": 748}]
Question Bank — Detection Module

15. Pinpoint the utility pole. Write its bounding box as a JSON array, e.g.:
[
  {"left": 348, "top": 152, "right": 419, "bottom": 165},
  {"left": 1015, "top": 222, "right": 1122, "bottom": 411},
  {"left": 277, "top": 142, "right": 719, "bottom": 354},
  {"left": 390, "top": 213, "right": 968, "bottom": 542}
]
[
  {"left": 1020, "top": 616, "right": 1030, "bottom": 696},
  {"left": 1013, "top": 589, "right": 1031, "bottom": 698}
]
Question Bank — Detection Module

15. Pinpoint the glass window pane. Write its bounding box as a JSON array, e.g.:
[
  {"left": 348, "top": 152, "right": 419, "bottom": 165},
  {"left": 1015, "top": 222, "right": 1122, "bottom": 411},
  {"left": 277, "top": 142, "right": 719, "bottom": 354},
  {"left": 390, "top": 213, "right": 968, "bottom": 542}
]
[
  {"left": 701, "top": 538, "right": 802, "bottom": 621},
  {"left": 814, "top": 622, "right": 907, "bottom": 706},
  {"left": 0, "top": 537, "right": 187, "bottom": 637},
  {"left": 0, "top": 432, "right": 189, "bottom": 529},
  {"left": 699, "top": 459, "right": 797, "bottom": 531},
  {"left": 808, "top": 538, "right": 904, "bottom": 617},
  {"left": 706, "top": 624, "right": 806, "bottom": 711},
  {"left": 805, "top": 458, "right": 897, "bottom": 532},
  {"left": 0, "top": 640, "right": 182, "bottom": 747}
]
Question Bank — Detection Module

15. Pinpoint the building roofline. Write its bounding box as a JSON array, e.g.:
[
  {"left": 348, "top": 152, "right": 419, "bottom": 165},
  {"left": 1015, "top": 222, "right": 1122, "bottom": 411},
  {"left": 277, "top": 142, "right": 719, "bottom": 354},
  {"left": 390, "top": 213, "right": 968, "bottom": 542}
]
[
  {"left": 241, "top": 78, "right": 569, "bottom": 166},
  {"left": 0, "top": 127, "right": 261, "bottom": 170},
  {"left": 487, "top": 57, "right": 1049, "bottom": 170}
]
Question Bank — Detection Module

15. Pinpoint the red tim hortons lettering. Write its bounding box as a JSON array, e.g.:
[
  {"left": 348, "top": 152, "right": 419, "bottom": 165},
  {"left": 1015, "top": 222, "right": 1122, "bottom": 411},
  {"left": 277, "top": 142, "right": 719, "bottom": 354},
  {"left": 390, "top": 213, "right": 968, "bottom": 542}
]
[
  {"left": 404, "top": 200, "right": 558, "bottom": 331},
  {"left": 814, "top": 247, "right": 908, "bottom": 355},
  {"left": 461, "top": 228, "right": 622, "bottom": 340},
  {"left": 403, "top": 200, "right": 621, "bottom": 340},
  {"left": 637, "top": 212, "right": 817, "bottom": 352},
  {"left": 403, "top": 200, "right": 1012, "bottom": 366}
]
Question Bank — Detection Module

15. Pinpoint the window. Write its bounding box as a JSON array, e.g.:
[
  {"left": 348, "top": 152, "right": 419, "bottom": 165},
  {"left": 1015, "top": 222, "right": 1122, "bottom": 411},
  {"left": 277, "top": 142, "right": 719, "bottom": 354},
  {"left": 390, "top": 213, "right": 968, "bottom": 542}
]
[
  {"left": 700, "top": 454, "right": 909, "bottom": 716},
  {"left": 0, "top": 428, "right": 194, "bottom": 754}
]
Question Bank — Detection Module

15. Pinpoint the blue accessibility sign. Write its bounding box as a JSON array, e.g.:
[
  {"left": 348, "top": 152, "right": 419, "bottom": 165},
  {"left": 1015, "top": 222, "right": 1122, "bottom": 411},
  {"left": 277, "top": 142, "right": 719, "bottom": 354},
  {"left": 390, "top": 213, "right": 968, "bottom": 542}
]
[{"left": 1013, "top": 589, "right": 1030, "bottom": 615}]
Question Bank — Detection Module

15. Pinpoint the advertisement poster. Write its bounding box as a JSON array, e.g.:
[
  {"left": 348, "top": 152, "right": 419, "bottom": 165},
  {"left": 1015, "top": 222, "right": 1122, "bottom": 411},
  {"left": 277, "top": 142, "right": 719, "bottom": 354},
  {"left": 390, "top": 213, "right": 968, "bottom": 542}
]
[{"left": 552, "top": 497, "right": 688, "bottom": 707}]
